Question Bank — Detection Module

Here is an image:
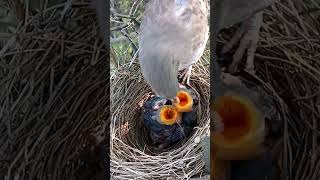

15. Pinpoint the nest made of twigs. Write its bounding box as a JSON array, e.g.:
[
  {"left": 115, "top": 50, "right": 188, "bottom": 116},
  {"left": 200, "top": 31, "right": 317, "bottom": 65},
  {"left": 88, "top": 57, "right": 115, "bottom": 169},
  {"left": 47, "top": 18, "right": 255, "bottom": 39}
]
[
  {"left": 0, "top": 1, "right": 108, "bottom": 180},
  {"left": 110, "top": 58, "right": 210, "bottom": 179}
]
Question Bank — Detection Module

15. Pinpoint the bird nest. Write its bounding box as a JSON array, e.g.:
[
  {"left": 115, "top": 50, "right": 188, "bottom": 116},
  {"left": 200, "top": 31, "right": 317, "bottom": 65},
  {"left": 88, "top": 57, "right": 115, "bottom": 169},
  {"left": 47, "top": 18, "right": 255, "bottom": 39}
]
[
  {"left": 110, "top": 60, "right": 210, "bottom": 179},
  {"left": 0, "top": 1, "right": 108, "bottom": 180}
]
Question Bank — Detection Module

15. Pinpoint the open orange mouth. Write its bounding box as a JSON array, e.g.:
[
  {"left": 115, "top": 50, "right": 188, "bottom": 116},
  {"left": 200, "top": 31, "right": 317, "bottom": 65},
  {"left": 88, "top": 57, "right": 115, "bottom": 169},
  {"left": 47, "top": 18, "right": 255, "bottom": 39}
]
[
  {"left": 159, "top": 105, "right": 182, "bottom": 125},
  {"left": 174, "top": 90, "right": 193, "bottom": 112},
  {"left": 216, "top": 95, "right": 251, "bottom": 141},
  {"left": 212, "top": 93, "right": 265, "bottom": 160}
]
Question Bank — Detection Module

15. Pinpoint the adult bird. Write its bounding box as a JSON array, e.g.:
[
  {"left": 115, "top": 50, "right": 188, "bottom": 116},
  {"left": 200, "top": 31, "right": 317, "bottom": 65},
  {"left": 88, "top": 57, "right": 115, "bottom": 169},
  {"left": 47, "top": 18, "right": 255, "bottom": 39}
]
[
  {"left": 138, "top": 0, "right": 209, "bottom": 100},
  {"left": 139, "top": 0, "right": 273, "bottom": 107}
]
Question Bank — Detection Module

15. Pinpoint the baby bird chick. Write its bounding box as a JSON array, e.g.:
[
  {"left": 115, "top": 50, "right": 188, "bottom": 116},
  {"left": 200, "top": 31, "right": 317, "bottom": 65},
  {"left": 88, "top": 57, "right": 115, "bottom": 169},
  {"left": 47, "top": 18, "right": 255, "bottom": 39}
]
[
  {"left": 208, "top": 72, "right": 282, "bottom": 180},
  {"left": 174, "top": 88, "right": 194, "bottom": 113},
  {"left": 213, "top": 83, "right": 265, "bottom": 160},
  {"left": 143, "top": 87, "right": 197, "bottom": 150}
]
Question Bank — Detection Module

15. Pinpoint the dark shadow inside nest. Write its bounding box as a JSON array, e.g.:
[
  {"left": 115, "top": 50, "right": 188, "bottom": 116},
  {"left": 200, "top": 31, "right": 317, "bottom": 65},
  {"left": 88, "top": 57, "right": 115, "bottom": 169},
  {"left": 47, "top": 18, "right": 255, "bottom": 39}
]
[{"left": 124, "top": 94, "right": 199, "bottom": 155}]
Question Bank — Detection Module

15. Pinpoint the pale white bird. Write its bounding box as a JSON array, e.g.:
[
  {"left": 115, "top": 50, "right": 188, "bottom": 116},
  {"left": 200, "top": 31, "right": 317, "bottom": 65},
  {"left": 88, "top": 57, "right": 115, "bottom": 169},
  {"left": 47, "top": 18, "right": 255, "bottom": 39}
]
[
  {"left": 139, "top": 0, "right": 274, "bottom": 101},
  {"left": 139, "top": 0, "right": 209, "bottom": 99}
]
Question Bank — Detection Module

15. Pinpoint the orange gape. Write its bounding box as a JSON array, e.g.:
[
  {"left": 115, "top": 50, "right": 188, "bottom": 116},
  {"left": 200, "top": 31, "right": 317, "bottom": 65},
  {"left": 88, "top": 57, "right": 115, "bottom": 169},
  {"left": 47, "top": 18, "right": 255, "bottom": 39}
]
[
  {"left": 159, "top": 105, "right": 182, "bottom": 125},
  {"left": 174, "top": 90, "right": 193, "bottom": 112},
  {"left": 212, "top": 93, "right": 265, "bottom": 160},
  {"left": 217, "top": 96, "right": 251, "bottom": 141}
]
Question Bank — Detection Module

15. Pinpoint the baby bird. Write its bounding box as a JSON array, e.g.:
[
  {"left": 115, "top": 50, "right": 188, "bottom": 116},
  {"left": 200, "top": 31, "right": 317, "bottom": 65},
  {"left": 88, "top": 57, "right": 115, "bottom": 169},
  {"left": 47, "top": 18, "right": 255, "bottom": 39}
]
[
  {"left": 207, "top": 69, "right": 282, "bottom": 180},
  {"left": 208, "top": 0, "right": 277, "bottom": 168},
  {"left": 213, "top": 73, "right": 266, "bottom": 160},
  {"left": 143, "top": 89, "right": 197, "bottom": 149}
]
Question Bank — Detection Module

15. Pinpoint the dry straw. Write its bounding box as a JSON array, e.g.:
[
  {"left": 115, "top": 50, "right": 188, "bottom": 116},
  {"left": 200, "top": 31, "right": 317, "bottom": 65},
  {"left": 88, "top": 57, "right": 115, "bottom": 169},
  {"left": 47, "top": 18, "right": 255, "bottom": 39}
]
[{"left": 0, "top": 1, "right": 108, "bottom": 180}]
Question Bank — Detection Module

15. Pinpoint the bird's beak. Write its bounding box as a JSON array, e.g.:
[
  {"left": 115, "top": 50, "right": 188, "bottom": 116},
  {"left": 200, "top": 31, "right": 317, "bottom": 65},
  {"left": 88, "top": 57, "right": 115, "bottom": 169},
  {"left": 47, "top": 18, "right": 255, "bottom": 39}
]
[
  {"left": 212, "top": 93, "right": 265, "bottom": 160},
  {"left": 174, "top": 90, "right": 193, "bottom": 112},
  {"left": 159, "top": 105, "right": 182, "bottom": 126}
]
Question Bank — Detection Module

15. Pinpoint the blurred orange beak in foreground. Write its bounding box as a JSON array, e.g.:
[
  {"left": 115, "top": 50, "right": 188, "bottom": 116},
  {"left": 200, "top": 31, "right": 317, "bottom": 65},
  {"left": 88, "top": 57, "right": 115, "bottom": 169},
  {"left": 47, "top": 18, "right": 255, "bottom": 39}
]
[
  {"left": 212, "top": 92, "right": 265, "bottom": 160},
  {"left": 174, "top": 90, "right": 193, "bottom": 112},
  {"left": 159, "top": 105, "right": 182, "bottom": 125}
]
